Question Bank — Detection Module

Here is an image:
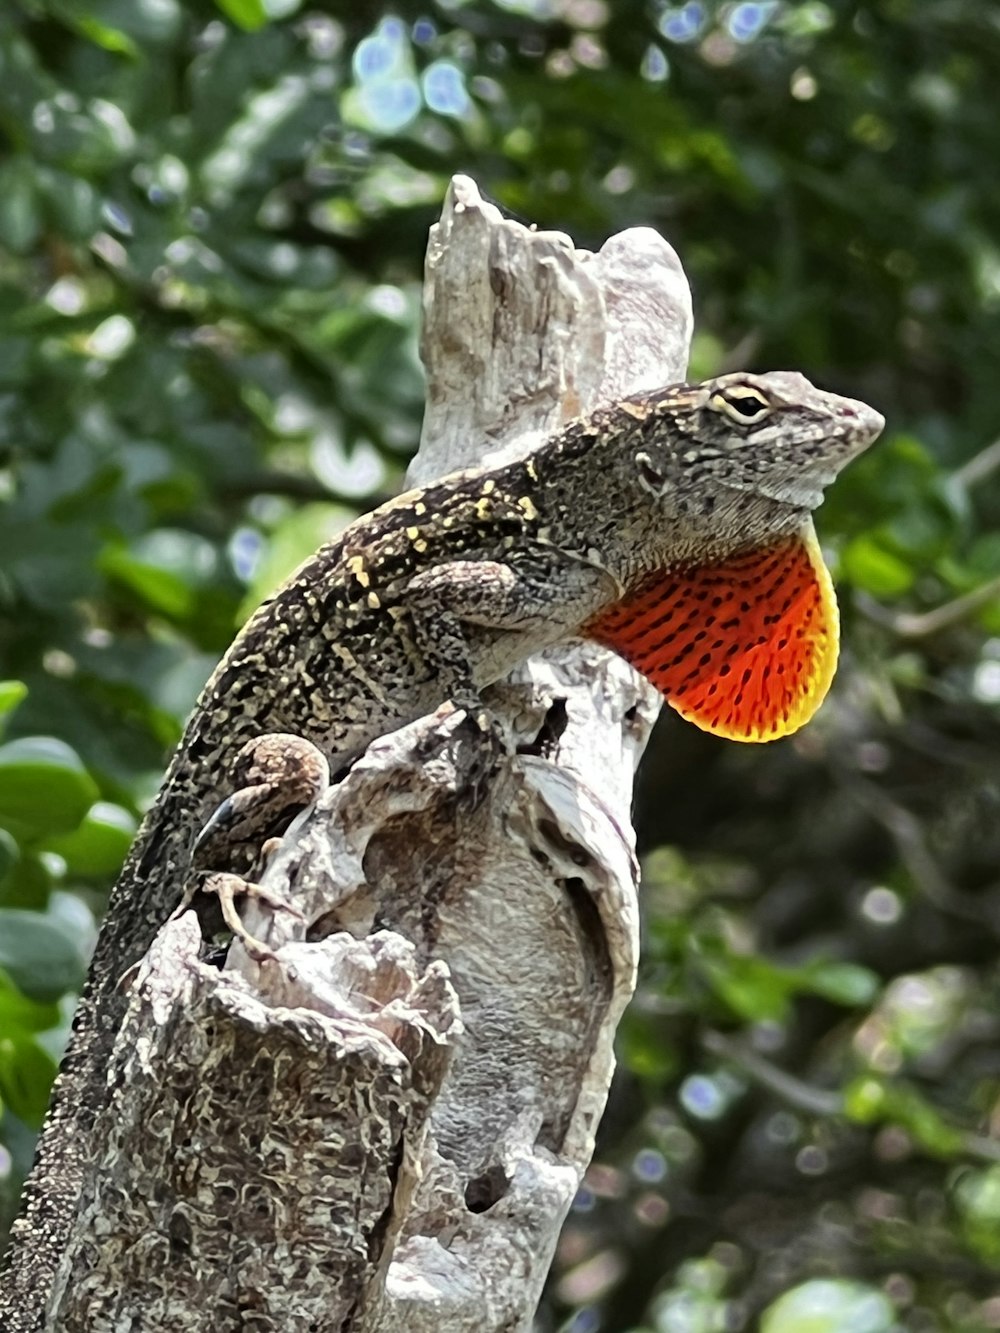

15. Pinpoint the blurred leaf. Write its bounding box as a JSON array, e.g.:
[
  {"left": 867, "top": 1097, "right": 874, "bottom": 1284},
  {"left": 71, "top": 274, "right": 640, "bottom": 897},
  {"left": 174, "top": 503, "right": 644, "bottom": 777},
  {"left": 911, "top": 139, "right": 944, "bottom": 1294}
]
[
  {"left": 46, "top": 0, "right": 183, "bottom": 47},
  {"left": 99, "top": 547, "right": 195, "bottom": 620},
  {"left": 699, "top": 952, "right": 794, "bottom": 1024},
  {"left": 0, "top": 909, "right": 88, "bottom": 1002},
  {"left": 44, "top": 803, "right": 136, "bottom": 878},
  {"left": 239, "top": 503, "right": 354, "bottom": 617},
  {"left": 0, "top": 969, "right": 60, "bottom": 1037},
  {"left": 841, "top": 534, "right": 916, "bottom": 597},
  {"left": 35, "top": 166, "right": 102, "bottom": 239},
  {"left": 0, "top": 739, "right": 98, "bottom": 839},
  {"left": 0, "top": 158, "right": 42, "bottom": 254},
  {"left": 798, "top": 961, "right": 880, "bottom": 1007},
  {"left": 0, "top": 832, "right": 18, "bottom": 889},
  {"left": 955, "top": 1165, "right": 1000, "bottom": 1264},
  {"left": 652, "top": 1257, "right": 731, "bottom": 1330},
  {"left": 842, "top": 1075, "right": 889, "bottom": 1124},
  {"left": 0, "top": 852, "right": 52, "bottom": 911},
  {"left": 0, "top": 1035, "right": 58, "bottom": 1129},
  {"left": 72, "top": 17, "right": 139, "bottom": 56},
  {"left": 843, "top": 1076, "right": 965, "bottom": 1158},
  {"left": 698, "top": 953, "right": 878, "bottom": 1025},
  {"left": 99, "top": 530, "right": 220, "bottom": 622},
  {"left": 617, "top": 1013, "right": 681, "bottom": 1082}
]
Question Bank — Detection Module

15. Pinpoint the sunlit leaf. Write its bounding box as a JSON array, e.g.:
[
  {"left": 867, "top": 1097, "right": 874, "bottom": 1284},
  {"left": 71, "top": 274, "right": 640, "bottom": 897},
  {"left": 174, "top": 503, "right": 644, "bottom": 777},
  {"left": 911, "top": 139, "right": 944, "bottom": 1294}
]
[
  {"left": 73, "top": 16, "right": 139, "bottom": 56},
  {"left": 955, "top": 1165, "right": 1000, "bottom": 1264},
  {"left": 798, "top": 961, "right": 880, "bottom": 1007},
  {"left": 841, "top": 534, "right": 915, "bottom": 597},
  {"left": 0, "top": 682, "right": 27, "bottom": 723},
  {"left": 213, "top": 0, "right": 269, "bottom": 31},
  {"left": 762, "top": 1279, "right": 895, "bottom": 1333},
  {"left": 843, "top": 1076, "right": 965, "bottom": 1158},
  {"left": 699, "top": 954, "right": 795, "bottom": 1024}
]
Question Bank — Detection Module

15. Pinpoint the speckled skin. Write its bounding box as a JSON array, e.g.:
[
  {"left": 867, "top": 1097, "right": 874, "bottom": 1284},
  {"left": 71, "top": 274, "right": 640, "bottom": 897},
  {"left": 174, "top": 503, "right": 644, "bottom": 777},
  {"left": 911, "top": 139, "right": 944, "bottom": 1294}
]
[{"left": 0, "top": 371, "right": 883, "bottom": 1328}]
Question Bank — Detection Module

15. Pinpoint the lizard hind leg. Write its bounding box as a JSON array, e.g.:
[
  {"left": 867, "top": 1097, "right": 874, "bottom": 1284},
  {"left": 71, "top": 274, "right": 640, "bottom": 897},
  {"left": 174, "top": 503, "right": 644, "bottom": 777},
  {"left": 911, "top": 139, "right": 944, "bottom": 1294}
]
[
  {"left": 179, "top": 733, "right": 329, "bottom": 956},
  {"left": 585, "top": 522, "right": 839, "bottom": 742},
  {"left": 193, "top": 733, "right": 331, "bottom": 859}
]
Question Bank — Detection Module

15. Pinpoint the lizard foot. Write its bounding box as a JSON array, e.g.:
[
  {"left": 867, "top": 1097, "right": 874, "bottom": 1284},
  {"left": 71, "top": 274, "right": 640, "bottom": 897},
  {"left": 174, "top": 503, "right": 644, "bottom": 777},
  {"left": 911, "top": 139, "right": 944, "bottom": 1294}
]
[{"left": 198, "top": 870, "right": 306, "bottom": 962}]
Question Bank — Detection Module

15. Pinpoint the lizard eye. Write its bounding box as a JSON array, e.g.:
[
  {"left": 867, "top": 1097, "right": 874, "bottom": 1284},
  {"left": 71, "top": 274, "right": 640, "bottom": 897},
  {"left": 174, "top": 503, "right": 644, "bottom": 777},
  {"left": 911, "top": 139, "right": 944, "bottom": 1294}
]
[{"left": 709, "top": 386, "right": 773, "bottom": 425}]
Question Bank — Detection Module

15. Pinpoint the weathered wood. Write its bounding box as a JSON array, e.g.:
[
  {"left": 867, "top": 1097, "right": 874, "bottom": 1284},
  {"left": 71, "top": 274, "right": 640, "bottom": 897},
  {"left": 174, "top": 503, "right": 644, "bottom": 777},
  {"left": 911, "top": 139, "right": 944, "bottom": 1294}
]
[{"left": 48, "top": 916, "right": 459, "bottom": 1328}]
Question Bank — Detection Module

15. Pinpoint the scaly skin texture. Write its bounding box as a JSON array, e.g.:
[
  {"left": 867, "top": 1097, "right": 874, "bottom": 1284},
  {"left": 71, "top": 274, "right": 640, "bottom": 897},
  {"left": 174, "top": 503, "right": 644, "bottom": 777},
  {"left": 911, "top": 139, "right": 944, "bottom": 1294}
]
[{"left": 0, "top": 371, "right": 883, "bottom": 1329}]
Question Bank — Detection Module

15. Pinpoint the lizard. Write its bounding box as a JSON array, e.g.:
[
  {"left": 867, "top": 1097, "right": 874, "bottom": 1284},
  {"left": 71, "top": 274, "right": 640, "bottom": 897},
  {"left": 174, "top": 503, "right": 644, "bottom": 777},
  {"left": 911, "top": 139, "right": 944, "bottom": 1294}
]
[{"left": 0, "top": 370, "right": 883, "bottom": 1328}]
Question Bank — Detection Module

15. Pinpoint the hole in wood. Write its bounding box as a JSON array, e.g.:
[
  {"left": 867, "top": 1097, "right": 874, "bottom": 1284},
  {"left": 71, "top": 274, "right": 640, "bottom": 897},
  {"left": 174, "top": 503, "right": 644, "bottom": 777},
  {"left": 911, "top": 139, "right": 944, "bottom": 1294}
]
[
  {"left": 517, "top": 696, "right": 569, "bottom": 757},
  {"left": 464, "top": 1163, "right": 511, "bottom": 1213}
]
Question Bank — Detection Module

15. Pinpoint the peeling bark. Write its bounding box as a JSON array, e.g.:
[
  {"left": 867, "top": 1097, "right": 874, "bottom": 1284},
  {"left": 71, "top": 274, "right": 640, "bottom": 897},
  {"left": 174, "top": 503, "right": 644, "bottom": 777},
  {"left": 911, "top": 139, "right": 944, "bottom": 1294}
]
[{"left": 45, "top": 176, "right": 692, "bottom": 1331}]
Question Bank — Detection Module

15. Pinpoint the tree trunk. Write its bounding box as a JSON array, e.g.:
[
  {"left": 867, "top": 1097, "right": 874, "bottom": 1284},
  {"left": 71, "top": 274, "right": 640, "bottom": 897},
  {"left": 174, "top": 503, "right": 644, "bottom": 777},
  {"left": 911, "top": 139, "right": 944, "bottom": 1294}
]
[{"left": 37, "top": 176, "right": 692, "bottom": 1331}]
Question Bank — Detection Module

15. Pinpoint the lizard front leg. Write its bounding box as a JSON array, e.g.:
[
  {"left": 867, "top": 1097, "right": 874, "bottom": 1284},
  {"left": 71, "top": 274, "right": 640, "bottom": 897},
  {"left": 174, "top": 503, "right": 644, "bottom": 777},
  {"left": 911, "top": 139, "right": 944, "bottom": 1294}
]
[
  {"left": 401, "top": 553, "right": 615, "bottom": 702},
  {"left": 390, "top": 554, "right": 614, "bottom": 787},
  {"left": 401, "top": 560, "right": 523, "bottom": 718}
]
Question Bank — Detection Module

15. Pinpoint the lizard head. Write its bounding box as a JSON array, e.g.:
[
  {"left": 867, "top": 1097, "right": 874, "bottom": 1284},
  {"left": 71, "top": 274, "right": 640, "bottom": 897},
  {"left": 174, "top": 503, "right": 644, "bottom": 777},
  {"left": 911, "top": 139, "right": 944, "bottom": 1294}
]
[
  {"left": 635, "top": 369, "right": 884, "bottom": 522},
  {"left": 587, "top": 370, "right": 885, "bottom": 742}
]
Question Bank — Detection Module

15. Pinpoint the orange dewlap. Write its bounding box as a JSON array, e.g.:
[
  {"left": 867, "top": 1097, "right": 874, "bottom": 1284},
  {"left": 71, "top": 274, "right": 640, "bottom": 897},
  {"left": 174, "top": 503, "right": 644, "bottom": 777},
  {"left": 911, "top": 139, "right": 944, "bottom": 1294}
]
[{"left": 584, "top": 522, "right": 839, "bottom": 742}]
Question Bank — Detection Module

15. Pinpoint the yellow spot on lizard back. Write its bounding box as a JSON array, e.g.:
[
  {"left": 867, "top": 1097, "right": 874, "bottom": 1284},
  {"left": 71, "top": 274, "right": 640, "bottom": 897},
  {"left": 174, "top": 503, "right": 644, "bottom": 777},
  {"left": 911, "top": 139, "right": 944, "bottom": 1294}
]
[
  {"left": 517, "top": 495, "right": 539, "bottom": 520},
  {"left": 347, "top": 555, "right": 370, "bottom": 588}
]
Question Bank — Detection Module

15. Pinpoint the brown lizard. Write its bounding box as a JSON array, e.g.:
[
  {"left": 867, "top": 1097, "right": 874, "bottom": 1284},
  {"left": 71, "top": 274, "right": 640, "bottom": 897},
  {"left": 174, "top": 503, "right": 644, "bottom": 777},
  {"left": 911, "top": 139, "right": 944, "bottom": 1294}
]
[{"left": 0, "top": 371, "right": 883, "bottom": 1328}]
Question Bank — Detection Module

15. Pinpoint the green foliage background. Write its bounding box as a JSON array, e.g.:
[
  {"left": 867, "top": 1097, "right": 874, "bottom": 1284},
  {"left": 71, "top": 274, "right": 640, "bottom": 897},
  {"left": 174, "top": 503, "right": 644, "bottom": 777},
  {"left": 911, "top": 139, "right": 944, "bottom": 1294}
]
[{"left": 2, "top": 1, "right": 1000, "bottom": 1328}]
